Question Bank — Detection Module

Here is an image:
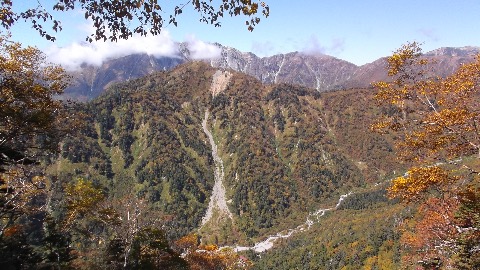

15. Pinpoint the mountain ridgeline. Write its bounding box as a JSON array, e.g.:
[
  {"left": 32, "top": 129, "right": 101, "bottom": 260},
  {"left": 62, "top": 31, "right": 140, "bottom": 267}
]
[
  {"left": 53, "top": 61, "right": 397, "bottom": 242},
  {"left": 64, "top": 44, "right": 480, "bottom": 101}
]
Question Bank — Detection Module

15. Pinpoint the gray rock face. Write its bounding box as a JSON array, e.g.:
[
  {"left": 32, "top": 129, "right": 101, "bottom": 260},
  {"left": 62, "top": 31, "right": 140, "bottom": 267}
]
[
  {"left": 208, "top": 47, "right": 358, "bottom": 91},
  {"left": 426, "top": 46, "right": 480, "bottom": 57},
  {"left": 62, "top": 44, "right": 480, "bottom": 101},
  {"left": 64, "top": 54, "right": 186, "bottom": 100}
]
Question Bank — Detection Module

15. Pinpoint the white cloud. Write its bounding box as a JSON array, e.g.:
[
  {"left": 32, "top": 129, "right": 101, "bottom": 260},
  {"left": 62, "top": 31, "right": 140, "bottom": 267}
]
[
  {"left": 45, "top": 31, "right": 179, "bottom": 71},
  {"left": 302, "top": 35, "right": 326, "bottom": 55},
  {"left": 328, "top": 38, "right": 346, "bottom": 55},
  {"left": 251, "top": 40, "right": 276, "bottom": 57},
  {"left": 45, "top": 30, "right": 223, "bottom": 70},
  {"left": 185, "top": 35, "right": 222, "bottom": 60},
  {"left": 301, "top": 35, "right": 345, "bottom": 56}
]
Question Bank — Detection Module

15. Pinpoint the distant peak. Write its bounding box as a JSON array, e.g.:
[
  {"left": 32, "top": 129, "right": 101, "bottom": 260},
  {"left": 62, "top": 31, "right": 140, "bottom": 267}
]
[{"left": 425, "top": 46, "right": 480, "bottom": 57}]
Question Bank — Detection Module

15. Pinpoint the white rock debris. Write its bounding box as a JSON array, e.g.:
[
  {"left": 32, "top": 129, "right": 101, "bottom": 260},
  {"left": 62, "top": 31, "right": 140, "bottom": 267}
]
[
  {"left": 210, "top": 70, "right": 232, "bottom": 97},
  {"left": 200, "top": 110, "right": 233, "bottom": 226},
  {"left": 274, "top": 54, "right": 285, "bottom": 83}
]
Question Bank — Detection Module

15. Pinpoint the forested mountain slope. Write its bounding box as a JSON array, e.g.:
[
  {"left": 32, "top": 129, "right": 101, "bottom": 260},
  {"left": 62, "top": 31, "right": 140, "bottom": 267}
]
[
  {"left": 53, "top": 61, "right": 398, "bottom": 235},
  {"left": 48, "top": 61, "right": 417, "bottom": 268}
]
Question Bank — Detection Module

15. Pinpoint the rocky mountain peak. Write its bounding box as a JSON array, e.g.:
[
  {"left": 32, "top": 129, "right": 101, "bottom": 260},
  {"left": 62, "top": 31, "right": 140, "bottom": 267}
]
[
  {"left": 62, "top": 43, "right": 480, "bottom": 101},
  {"left": 426, "top": 46, "right": 480, "bottom": 57}
]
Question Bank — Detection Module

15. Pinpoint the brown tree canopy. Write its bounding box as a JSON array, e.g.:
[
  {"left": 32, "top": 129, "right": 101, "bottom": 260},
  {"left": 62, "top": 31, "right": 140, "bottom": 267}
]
[
  {"left": 0, "top": 0, "right": 270, "bottom": 42},
  {"left": 373, "top": 42, "right": 480, "bottom": 269},
  {"left": 0, "top": 35, "right": 72, "bottom": 238}
]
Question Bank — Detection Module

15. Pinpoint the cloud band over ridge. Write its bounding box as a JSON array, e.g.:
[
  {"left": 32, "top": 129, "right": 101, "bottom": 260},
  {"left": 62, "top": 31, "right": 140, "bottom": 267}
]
[{"left": 45, "top": 31, "right": 221, "bottom": 70}]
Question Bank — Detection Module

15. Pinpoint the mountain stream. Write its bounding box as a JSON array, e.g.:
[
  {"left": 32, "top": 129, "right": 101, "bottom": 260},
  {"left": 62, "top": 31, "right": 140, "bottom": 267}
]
[{"left": 232, "top": 192, "right": 352, "bottom": 253}]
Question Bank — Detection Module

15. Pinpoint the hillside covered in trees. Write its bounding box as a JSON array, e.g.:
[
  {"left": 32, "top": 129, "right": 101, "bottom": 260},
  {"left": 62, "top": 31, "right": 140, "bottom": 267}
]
[
  {"left": 2, "top": 44, "right": 479, "bottom": 268},
  {"left": 2, "top": 0, "right": 479, "bottom": 269},
  {"left": 52, "top": 62, "right": 383, "bottom": 238},
  {"left": 39, "top": 61, "right": 407, "bottom": 268}
]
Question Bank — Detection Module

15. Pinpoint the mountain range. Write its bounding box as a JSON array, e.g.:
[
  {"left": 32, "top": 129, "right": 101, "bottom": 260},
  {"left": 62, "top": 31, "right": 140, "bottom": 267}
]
[
  {"left": 48, "top": 44, "right": 480, "bottom": 268},
  {"left": 63, "top": 44, "right": 480, "bottom": 101}
]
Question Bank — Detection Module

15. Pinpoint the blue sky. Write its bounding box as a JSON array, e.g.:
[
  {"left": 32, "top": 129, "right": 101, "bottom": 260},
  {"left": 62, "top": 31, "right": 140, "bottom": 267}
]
[{"left": 10, "top": 0, "right": 480, "bottom": 67}]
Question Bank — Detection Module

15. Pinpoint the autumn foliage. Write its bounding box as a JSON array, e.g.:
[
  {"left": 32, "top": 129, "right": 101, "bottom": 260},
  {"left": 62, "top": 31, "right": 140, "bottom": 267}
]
[
  {"left": 373, "top": 42, "right": 480, "bottom": 269},
  {"left": 174, "top": 234, "right": 252, "bottom": 270},
  {"left": 387, "top": 166, "right": 457, "bottom": 202},
  {"left": 0, "top": 35, "right": 70, "bottom": 238},
  {"left": 0, "top": 0, "right": 270, "bottom": 42}
]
